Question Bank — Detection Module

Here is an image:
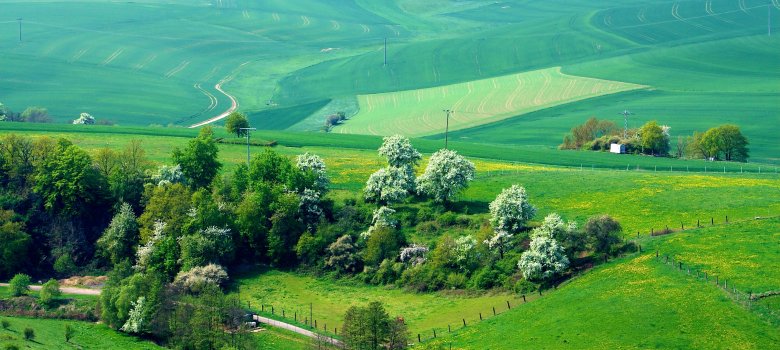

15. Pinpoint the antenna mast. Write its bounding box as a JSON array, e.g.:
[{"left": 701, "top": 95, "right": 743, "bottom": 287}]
[
  {"left": 618, "top": 110, "right": 633, "bottom": 139},
  {"left": 443, "top": 109, "right": 452, "bottom": 149}
]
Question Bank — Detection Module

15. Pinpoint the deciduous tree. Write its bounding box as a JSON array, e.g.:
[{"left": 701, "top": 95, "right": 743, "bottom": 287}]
[
  {"left": 489, "top": 185, "right": 536, "bottom": 233},
  {"left": 172, "top": 126, "right": 221, "bottom": 189},
  {"left": 517, "top": 236, "right": 569, "bottom": 281},
  {"left": 416, "top": 149, "right": 475, "bottom": 203},
  {"left": 225, "top": 111, "right": 250, "bottom": 137}
]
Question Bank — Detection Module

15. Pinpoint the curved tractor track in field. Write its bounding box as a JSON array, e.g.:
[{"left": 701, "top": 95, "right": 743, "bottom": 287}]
[{"left": 189, "top": 61, "right": 252, "bottom": 128}]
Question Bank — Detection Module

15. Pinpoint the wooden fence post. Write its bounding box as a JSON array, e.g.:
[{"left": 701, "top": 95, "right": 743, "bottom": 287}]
[
  {"left": 507, "top": 300, "right": 511, "bottom": 309},
  {"left": 448, "top": 324, "right": 451, "bottom": 333},
  {"left": 271, "top": 306, "right": 274, "bottom": 315},
  {"left": 726, "top": 215, "right": 728, "bottom": 223},
  {"left": 418, "top": 334, "right": 421, "bottom": 342},
  {"left": 462, "top": 319, "right": 466, "bottom": 327},
  {"left": 522, "top": 295, "right": 526, "bottom": 303},
  {"left": 493, "top": 306, "right": 496, "bottom": 316},
  {"left": 433, "top": 329, "right": 436, "bottom": 338},
  {"left": 711, "top": 217, "right": 714, "bottom": 225},
  {"left": 479, "top": 313, "right": 482, "bottom": 321}
]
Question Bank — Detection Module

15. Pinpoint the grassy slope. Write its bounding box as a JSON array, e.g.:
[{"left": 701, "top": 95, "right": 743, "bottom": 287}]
[
  {"left": 235, "top": 269, "right": 523, "bottom": 336},
  {"left": 0, "top": 316, "right": 161, "bottom": 349},
  {"left": 420, "top": 254, "right": 780, "bottom": 350},
  {"left": 335, "top": 67, "right": 644, "bottom": 137},
  {"left": 643, "top": 217, "right": 780, "bottom": 294}
]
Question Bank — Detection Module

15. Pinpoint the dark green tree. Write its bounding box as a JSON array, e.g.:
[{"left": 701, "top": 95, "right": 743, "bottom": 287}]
[
  {"left": 364, "top": 226, "right": 404, "bottom": 267},
  {"left": 138, "top": 183, "right": 192, "bottom": 241},
  {"left": 172, "top": 126, "right": 221, "bottom": 189},
  {"left": 267, "top": 193, "right": 304, "bottom": 266},
  {"left": 9, "top": 273, "right": 31, "bottom": 297},
  {"left": 0, "top": 210, "right": 30, "bottom": 279},
  {"left": 584, "top": 215, "right": 622, "bottom": 257},
  {"left": 97, "top": 203, "right": 139, "bottom": 266},
  {"left": 639, "top": 121, "right": 669, "bottom": 156},
  {"left": 225, "top": 111, "right": 250, "bottom": 137}
]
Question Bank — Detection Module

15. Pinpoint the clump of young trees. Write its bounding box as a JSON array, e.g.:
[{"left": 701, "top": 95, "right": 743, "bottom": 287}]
[
  {"left": 342, "top": 301, "right": 409, "bottom": 350},
  {"left": 560, "top": 117, "right": 672, "bottom": 156},
  {"left": 686, "top": 124, "right": 749, "bottom": 162}
]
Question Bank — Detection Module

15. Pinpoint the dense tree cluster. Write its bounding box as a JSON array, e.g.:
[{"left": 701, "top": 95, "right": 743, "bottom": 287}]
[{"left": 687, "top": 124, "right": 749, "bottom": 162}]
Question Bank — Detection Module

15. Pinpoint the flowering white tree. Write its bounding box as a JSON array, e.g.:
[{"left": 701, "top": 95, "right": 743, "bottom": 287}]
[
  {"left": 120, "top": 296, "right": 146, "bottom": 333},
  {"left": 454, "top": 235, "right": 477, "bottom": 269},
  {"left": 364, "top": 167, "right": 411, "bottom": 203},
  {"left": 483, "top": 230, "right": 513, "bottom": 258},
  {"left": 135, "top": 221, "right": 166, "bottom": 271},
  {"left": 151, "top": 164, "right": 185, "bottom": 187},
  {"left": 72, "top": 112, "right": 95, "bottom": 125},
  {"left": 360, "top": 206, "right": 397, "bottom": 239},
  {"left": 325, "top": 235, "right": 360, "bottom": 273},
  {"left": 97, "top": 202, "right": 139, "bottom": 265},
  {"left": 416, "top": 149, "right": 475, "bottom": 203},
  {"left": 517, "top": 236, "right": 569, "bottom": 281},
  {"left": 298, "top": 188, "right": 323, "bottom": 228},
  {"left": 296, "top": 152, "right": 329, "bottom": 194},
  {"left": 489, "top": 185, "right": 536, "bottom": 233},
  {"left": 173, "top": 263, "right": 229, "bottom": 293},
  {"left": 399, "top": 244, "right": 428, "bottom": 266},
  {"left": 378, "top": 134, "right": 421, "bottom": 169},
  {"left": 531, "top": 213, "right": 577, "bottom": 240}
]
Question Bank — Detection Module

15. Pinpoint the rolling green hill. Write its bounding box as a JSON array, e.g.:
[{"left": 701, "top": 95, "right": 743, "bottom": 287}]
[{"left": 2, "top": 1, "right": 777, "bottom": 162}]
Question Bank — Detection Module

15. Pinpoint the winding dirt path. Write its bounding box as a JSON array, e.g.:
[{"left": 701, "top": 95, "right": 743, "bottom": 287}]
[{"left": 0, "top": 283, "right": 101, "bottom": 296}]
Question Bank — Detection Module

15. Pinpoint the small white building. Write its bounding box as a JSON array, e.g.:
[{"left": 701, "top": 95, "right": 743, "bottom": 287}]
[{"left": 610, "top": 143, "right": 625, "bottom": 154}]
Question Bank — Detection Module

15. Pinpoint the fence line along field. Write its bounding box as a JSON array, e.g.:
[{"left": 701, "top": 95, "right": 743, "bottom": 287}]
[
  {"left": 333, "top": 67, "right": 645, "bottom": 137},
  {"left": 419, "top": 254, "right": 780, "bottom": 349}
]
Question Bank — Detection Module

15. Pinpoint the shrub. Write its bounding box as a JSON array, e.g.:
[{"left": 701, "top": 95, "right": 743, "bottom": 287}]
[
  {"left": 416, "top": 221, "right": 440, "bottom": 234},
  {"left": 436, "top": 212, "right": 459, "bottom": 227},
  {"left": 1, "top": 319, "right": 9, "bottom": 329},
  {"left": 23, "top": 327, "right": 34, "bottom": 341},
  {"left": 53, "top": 253, "right": 77, "bottom": 276},
  {"left": 514, "top": 279, "right": 538, "bottom": 294},
  {"left": 9, "top": 273, "right": 31, "bottom": 297},
  {"left": 470, "top": 267, "right": 499, "bottom": 290},
  {"left": 39, "top": 278, "right": 62, "bottom": 307},
  {"left": 5, "top": 345, "right": 20, "bottom": 350},
  {"left": 400, "top": 264, "right": 445, "bottom": 292},
  {"left": 446, "top": 273, "right": 468, "bottom": 289},
  {"left": 65, "top": 324, "right": 75, "bottom": 342},
  {"left": 173, "top": 264, "right": 229, "bottom": 294}
]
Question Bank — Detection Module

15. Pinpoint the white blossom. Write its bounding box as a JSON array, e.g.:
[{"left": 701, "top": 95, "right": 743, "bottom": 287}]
[
  {"left": 531, "top": 213, "right": 577, "bottom": 240},
  {"left": 416, "top": 149, "right": 475, "bottom": 203},
  {"left": 454, "top": 235, "right": 477, "bottom": 265},
  {"left": 361, "top": 206, "right": 396, "bottom": 239},
  {"left": 151, "top": 164, "right": 185, "bottom": 187},
  {"left": 296, "top": 152, "right": 329, "bottom": 194},
  {"left": 299, "top": 188, "right": 323, "bottom": 228},
  {"left": 484, "top": 230, "right": 513, "bottom": 252},
  {"left": 364, "top": 167, "right": 412, "bottom": 203},
  {"left": 518, "top": 236, "right": 569, "bottom": 281},
  {"left": 378, "top": 135, "right": 421, "bottom": 168},
  {"left": 120, "top": 296, "right": 146, "bottom": 333},
  {"left": 489, "top": 185, "right": 536, "bottom": 233},
  {"left": 72, "top": 112, "right": 95, "bottom": 125},
  {"left": 134, "top": 221, "right": 166, "bottom": 271},
  {"left": 399, "top": 244, "right": 428, "bottom": 265}
]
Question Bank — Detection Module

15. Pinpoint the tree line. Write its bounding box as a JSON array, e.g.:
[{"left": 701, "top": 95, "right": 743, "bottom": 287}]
[{"left": 559, "top": 117, "right": 749, "bottom": 162}]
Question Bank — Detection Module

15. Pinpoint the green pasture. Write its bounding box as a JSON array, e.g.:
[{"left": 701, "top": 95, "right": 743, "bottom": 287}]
[
  {"left": 234, "top": 269, "right": 524, "bottom": 336},
  {"left": 334, "top": 67, "right": 644, "bottom": 137},
  {"left": 419, "top": 253, "right": 780, "bottom": 349},
  {"left": 643, "top": 217, "right": 780, "bottom": 294},
  {"left": 0, "top": 316, "right": 161, "bottom": 349}
]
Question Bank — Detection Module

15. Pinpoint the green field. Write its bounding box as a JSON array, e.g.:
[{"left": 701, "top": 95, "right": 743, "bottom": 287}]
[
  {"left": 0, "top": 316, "right": 161, "bottom": 349},
  {"left": 335, "top": 67, "right": 644, "bottom": 136},
  {"left": 420, "top": 253, "right": 780, "bottom": 349},
  {"left": 643, "top": 217, "right": 780, "bottom": 294},
  {"left": 235, "top": 269, "right": 524, "bottom": 336},
  {"left": 2, "top": 0, "right": 778, "bottom": 162}
]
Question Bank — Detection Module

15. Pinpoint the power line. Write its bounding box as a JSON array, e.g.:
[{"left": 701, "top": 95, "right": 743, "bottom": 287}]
[
  {"left": 239, "top": 127, "right": 257, "bottom": 165},
  {"left": 443, "top": 109, "right": 452, "bottom": 149}
]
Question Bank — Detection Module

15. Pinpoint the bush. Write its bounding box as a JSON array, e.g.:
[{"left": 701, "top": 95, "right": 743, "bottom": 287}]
[
  {"left": 514, "top": 279, "right": 538, "bottom": 294},
  {"left": 173, "top": 264, "right": 229, "bottom": 294},
  {"left": 53, "top": 253, "right": 77, "bottom": 276},
  {"left": 65, "top": 324, "right": 75, "bottom": 342},
  {"left": 416, "top": 221, "right": 440, "bottom": 234},
  {"left": 1, "top": 319, "right": 9, "bottom": 329},
  {"left": 446, "top": 273, "right": 468, "bottom": 289},
  {"left": 23, "top": 327, "right": 34, "bottom": 341},
  {"left": 470, "top": 267, "right": 499, "bottom": 290},
  {"left": 400, "top": 264, "right": 445, "bottom": 292},
  {"left": 5, "top": 345, "right": 20, "bottom": 350},
  {"left": 9, "top": 273, "right": 31, "bottom": 297},
  {"left": 39, "top": 278, "right": 62, "bottom": 307},
  {"left": 436, "top": 212, "right": 459, "bottom": 227}
]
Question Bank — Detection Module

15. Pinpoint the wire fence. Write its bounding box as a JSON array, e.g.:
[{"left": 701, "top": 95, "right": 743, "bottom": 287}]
[
  {"left": 652, "top": 251, "right": 780, "bottom": 326},
  {"left": 474, "top": 163, "right": 780, "bottom": 179}
]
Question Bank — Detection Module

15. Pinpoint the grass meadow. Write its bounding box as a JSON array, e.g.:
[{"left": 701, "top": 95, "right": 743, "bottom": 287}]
[
  {"left": 335, "top": 67, "right": 644, "bottom": 137},
  {"left": 419, "top": 254, "right": 780, "bottom": 350},
  {"left": 2, "top": 1, "right": 778, "bottom": 161},
  {"left": 0, "top": 316, "right": 161, "bottom": 349}
]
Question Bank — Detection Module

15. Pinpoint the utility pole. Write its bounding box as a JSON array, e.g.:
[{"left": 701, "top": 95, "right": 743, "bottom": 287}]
[
  {"left": 443, "top": 109, "right": 452, "bottom": 149},
  {"left": 384, "top": 38, "right": 387, "bottom": 66},
  {"left": 240, "top": 127, "right": 257, "bottom": 165},
  {"left": 17, "top": 18, "right": 22, "bottom": 42},
  {"left": 618, "top": 110, "right": 633, "bottom": 138},
  {"left": 770, "top": 5, "right": 772, "bottom": 37}
]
